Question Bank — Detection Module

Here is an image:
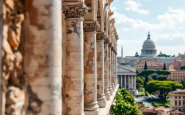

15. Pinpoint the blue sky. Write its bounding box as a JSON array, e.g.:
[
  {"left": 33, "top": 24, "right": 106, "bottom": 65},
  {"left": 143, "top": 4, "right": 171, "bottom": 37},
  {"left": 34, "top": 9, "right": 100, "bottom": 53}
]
[{"left": 111, "top": 0, "right": 185, "bottom": 57}]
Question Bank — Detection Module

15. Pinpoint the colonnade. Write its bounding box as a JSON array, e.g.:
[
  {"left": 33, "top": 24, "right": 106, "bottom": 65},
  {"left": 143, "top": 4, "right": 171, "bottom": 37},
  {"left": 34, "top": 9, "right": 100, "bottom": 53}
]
[
  {"left": 1, "top": 0, "right": 119, "bottom": 115},
  {"left": 118, "top": 75, "right": 136, "bottom": 90}
]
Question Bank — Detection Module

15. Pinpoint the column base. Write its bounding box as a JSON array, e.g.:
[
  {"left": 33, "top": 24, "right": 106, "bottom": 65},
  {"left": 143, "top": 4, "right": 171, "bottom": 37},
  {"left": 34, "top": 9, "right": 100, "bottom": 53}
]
[
  {"left": 84, "top": 109, "right": 99, "bottom": 115},
  {"left": 112, "top": 83, "right": 115, "bottom": 91},
  {"left": 85, "top": 101, "right": 99, "bottom": 111},
  {"left": 105, "top": 90, "right": 111, "bottom": 100},
  {"left": 98, "top": 96, "right": 107, "bottom": 108}
]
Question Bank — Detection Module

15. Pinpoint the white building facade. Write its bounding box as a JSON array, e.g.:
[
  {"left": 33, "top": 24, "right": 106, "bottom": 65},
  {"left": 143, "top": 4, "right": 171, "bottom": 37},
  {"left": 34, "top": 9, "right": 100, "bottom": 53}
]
[{"left": 117, "top": 65, "right": 136, "bottom": 91}]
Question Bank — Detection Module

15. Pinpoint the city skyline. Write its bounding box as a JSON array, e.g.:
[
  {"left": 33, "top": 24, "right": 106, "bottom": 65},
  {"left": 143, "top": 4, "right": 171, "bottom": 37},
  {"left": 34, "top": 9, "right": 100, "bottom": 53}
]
[{"left": 111, "top": 0, "right": 185, "bottom": 57}]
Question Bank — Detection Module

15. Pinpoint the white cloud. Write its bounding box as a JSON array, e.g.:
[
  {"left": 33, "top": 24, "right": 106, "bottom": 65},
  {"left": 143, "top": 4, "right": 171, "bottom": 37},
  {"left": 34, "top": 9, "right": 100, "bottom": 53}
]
[
  {"left": 157, "top": 7, "right": 185, "bottom": 29},
  {"left": 113, "top": 7, "right": 185, "bottom": 32},
  {"left": 113, "top": 12, "right": 158, "bottom": 30},
  {"left": 124, "top": 0, "right": 149, "bottom": 14}
]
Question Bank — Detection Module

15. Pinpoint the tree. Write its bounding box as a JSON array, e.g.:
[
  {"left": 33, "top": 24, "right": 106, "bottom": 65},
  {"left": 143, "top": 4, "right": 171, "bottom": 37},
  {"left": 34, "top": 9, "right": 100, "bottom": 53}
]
[
  {"left": 157, "top": 76, "right": 167, "bottom": 81},
  {"left": 163, "top": 63, "right": 167, "bottom": 70},
  {"left": 181, "top": 80, "right": 185, "bottom": 88},
  {"left": 152, "top": 75, "right": 158, "bottom": 80},
  {"left": 136, "top": 70, "right": 140, "bottom": 76},
  {"left": 136, "top": 76, "right": 144, "bottom": 89},
  {"left": 144, "top": 61, "right": 148, "bottom": 70},
  {"left": 111, "top": 88, "right": 142, "bottom": 115},
  {"left": 145, "top": 81, "right": 183, "bottom": 100},
  {"left": 139, "top": 70, "right": 156, "bottom": 87},
  {"left": 154, "top": 83, "right": 172, "bottom": 100},
  {"left": 180, "top": 66, "right": 185, "bottom": 70},
  {"left": 156, "top": 70, "right": 171, "bottom": 76}
]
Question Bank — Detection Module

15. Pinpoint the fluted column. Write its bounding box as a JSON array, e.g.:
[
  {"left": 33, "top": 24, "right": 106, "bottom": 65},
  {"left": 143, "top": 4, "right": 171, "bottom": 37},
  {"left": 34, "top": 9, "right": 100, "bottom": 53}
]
[
  {"left": 121, "top": 76, "right": 123, "bottom": 88},
  {"left": 104, "top": 39, "right": 111, "bottom": 100},
  {"left": 84, "top": 21, "right": 99, "bottom": 114},
  {"left": 134, "top": 76, "right": 136, "bottom": 90},
  {"left": 0, "top": 0, "right": 2, "bottom": 113},
  {"left": 25, "top": 0, "right": 62, "bottom": 114},
  {"left": 124, "top": 75, "right": 126, "bottom": 88},
  {"left": 111, "top": 49, "right": 115, "bottom": 90},
  {"left": 96, "top": 32, "right": 106, "bottom": 108},
  {"left": 109, "top": 43, "right": 113, "bottom": 95},
  {"left": 62, "top": 2, "right": 88, "bottom": 115},
  {"left": 132, "top": 75, "right": 134, "bottom": 89},
  {"left": 128, "top": 76, "right": 130, "bottom": 89},
  {"left": 114, "top": 51, "right": 117, "bottom": 87}
]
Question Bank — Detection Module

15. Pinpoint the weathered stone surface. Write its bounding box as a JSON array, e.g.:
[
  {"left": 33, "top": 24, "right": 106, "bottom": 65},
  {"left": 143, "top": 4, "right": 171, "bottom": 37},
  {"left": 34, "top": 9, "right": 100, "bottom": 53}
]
[
  {"left": 84, "top": 31, "right": 99, "bottom": 112},
  {"left": 1, "top": 0, "right": 25, "bottom": 114},
  {"left": 6, "top": 86, "right": 25, "bottom": 115}
]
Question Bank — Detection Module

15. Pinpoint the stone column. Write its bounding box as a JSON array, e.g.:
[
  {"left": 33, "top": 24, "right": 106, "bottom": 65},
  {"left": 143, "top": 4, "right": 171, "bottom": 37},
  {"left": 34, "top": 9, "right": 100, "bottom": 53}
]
[
  {"left": 115, "top": 51, "right": 117, "bottom": 86},
  {"left": 124, "top": 75, "right": 126, "bottom": 88},
  {"left": 135, "top": 75, "right": 136, "bottom": 89},
  {"left": 104, "top": 39, "right": 111, "bottom": 100},
  {"left": 96, "top": 32, "right": 106, "bottom": 108},
  {"left": 128, "top": 76, "right": 130, "bottom": 89},
  {"left": 113, "top": 51, "right": 117, "bottom": 88},
  {"left": 132, "top": 76, "right": 134, "bottom": 89},
  {"left": 121, "top": 76, "right": 123, "bottom": 88},
  {"left": 25, "top": 0, "right": 62, "bottom": 114},
  {"left": 84, "top": 21, "right": 99, "bottom": 114},
  {"left": 0, "top": 0, "right": 3, "bottom": 113},
  {"left": 111, "top": 49, "right": 115, "bottom": 90},
  {"left": 181, "top": 96, "right": 183, "bottom": 107},
  {"left": 109, "top": 43, "right": 113, "bottom": 95},
  {"left": 62, "top": 2, "right": 88, "bottom": 115}
]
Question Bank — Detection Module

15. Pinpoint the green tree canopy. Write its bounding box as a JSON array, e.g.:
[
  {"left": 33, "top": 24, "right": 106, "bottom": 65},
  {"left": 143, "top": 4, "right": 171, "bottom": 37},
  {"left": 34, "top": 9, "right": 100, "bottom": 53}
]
[
  {"left": 111, "top": 88, "right": 142, "bottom": 115},
  {"left": 136, "top": 70, "right": 140, "bottom": 76},
  {"left": 145, "top": 80, "right": 183, "bottom": 100},
  {"left": 139, "top": 70, "right": 156, "bottom": 76},
  {"left": 157, "top": 76, "right": 167, "bottom": 81},
  {"left": 139, "top": 70, "right": 156, "bottom": 87},
  {"left": 136, "top": 76, "right": 144, "bottom": 89},
  {"left": 180, "top": 66, "right": 185, "bottom": 70},
  {"left": 156, "top": 70, "right": 171, "bottom": 76},
  {"left": 181, "top": 80, "right": 185, "bottom": 88}
]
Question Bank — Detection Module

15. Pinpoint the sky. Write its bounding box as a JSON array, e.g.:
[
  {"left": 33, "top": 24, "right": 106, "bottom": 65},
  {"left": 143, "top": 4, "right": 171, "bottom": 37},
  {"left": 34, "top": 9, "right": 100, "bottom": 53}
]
[{"left": 111, "top": 0, "right": 185, "bottom": 57}]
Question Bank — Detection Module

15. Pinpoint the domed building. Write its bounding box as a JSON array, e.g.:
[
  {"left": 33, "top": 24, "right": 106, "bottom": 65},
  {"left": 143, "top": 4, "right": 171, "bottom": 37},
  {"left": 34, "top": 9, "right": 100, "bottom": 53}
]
[{"left": 141, "top": 32, "right": 157, "bottom": 57}]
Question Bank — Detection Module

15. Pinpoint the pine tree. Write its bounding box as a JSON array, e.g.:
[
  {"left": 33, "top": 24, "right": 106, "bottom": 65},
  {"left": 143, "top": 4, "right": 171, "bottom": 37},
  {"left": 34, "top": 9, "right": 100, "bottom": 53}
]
[
  {"left": 144, "top": 61, "right": 148, "bottom": 70},
  {"left": 163, "top": 63, "right": 167, "bottom": 70}
]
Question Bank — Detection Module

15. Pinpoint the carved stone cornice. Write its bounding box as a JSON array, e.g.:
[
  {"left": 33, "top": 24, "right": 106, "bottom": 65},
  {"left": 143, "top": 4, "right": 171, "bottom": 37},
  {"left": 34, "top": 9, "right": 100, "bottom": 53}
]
[
  {"left": 84, "top": 21, "right": 100, "bottom": 32},
  {"left": 63, "top": 2, "right": 88, "bottom": 18}
]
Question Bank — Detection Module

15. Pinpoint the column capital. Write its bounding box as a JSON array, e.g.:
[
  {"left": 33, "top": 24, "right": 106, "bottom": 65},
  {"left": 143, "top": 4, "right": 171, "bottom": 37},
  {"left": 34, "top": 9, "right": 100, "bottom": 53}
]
[
  {"left": 96, "top": 32, "right": 106, "bottom": 40},
  {"left": 84, "top": 21, "right": 100, "bottom": 32},
  {"left": 104, "top": 38, "right": 109, "bottom": 45},
  {"left": 63, "top": 2, "right": 88, "bottom": 18},
  {"left": 108, "top": 42, "right": 112, "bottom": 47}
]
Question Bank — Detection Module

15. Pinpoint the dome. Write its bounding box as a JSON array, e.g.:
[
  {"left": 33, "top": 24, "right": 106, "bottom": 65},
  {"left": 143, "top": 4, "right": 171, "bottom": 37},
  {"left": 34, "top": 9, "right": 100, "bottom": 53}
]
[
  {"left": 143, "top": 39, "right": 155, "bottom": 49},
  {"left": 141, "top": 32, "right": 157, "bottom": 57}
]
